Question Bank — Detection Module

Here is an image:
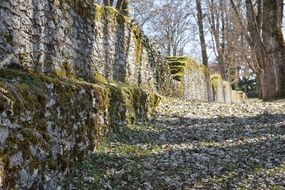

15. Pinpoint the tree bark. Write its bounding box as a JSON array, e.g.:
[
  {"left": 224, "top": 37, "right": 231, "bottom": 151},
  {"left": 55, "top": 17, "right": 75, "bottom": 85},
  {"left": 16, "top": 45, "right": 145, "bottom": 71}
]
[
  {"left": 116, "top": 0, "right": 129, "bottom": 15},
  {"left": 167, "top": 42, "right": 171, "bottom": 56},
  {"left": 261, "top": 0, "right": 285, "bottom": 100},
  {"left": 244, "top": 0, "right": 266, "bottom": 98},
  {"left": 219, "top": 0, "right": 226, "bottom": 79},
  {"left": 196, "top": 0, "right": 208, "bottom": 67},
  {"left": 103, "top": 0, "right": 110, "bottom": 6},
  {"left": 116, "top": 0, "right": 123, "bottom": 9},
  {"left": 231, "top": 0, "right": 285, "bottom": 100}
]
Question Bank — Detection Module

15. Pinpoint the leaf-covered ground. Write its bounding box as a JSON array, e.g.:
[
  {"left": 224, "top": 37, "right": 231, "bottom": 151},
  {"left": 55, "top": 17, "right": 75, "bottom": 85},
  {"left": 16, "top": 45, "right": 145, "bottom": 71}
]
[{"left": 64, "top": 98, "right": 285, "bottom": 190}]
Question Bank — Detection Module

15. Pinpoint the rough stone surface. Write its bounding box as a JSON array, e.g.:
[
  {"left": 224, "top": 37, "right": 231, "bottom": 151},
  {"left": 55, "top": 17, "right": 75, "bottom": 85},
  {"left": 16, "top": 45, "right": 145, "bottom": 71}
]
[
  {"left": 166, "top": 57, "right": 212, "bottom": 102},
  {"left": 223, "top": 81, "right": 232, "bottom": 103},
  {"left": 0, "top": 0, "right": 172, "bottom": 95},
  {"left": 166, "top": 57, "right": 246, "bottom": 103},
  {"left": 0, "top": 69, "right": 160, "bottom": 189},
  {"left": 232, "top": 90, "right": 247, "bottom": 103},
  {"left": 0, "top": 1, "right": 249, "bottom": 189},
  {"left": 211, "top": 75, "right": 225, "bottom": 103}
]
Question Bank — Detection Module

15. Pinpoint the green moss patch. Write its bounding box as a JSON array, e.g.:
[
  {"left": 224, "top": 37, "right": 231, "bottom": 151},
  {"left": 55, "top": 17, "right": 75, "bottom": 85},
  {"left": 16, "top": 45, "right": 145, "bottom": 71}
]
[
  {"left": 63, "top": 122, "right": 162, "bottom": 189},
  {"left": 166, "top": 56, "right": 208, "bottom": 82},
  {"left": 0, "top": 68, "right": 161, "bottom": 188},
  {"left": 211, "top": 74, "right": 223, "bottom": 91},
  {"left": 166, "top": 56, "right": 211, "bottom": 98},
  {"left": 231, "top": 90, "right": 247, "bottom": 102}
]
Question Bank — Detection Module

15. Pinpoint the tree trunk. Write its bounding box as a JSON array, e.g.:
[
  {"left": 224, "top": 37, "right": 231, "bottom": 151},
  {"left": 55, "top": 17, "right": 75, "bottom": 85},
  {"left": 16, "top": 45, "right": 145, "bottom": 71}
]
[
  {"left": 260, "top": 60, "right": 277, "bottom": 100},
  {"left": 196, "top": 0, "right": 208, "bottom": 67},
  {"left": 103, "top": 0, "right": 110, "bottom": 6},
  {"left": 219, "top": 0, "right": 226, "bottom": 79},
  {"left": 244, "top": 0, "right": 285, "bottom": 100},
  {"left": 276, "top": 49, "right": 285, "bottom": 98},
  {"left": 256, "top": 74, "right": 263, "bottom": 98},
  {"left": 121, "top": 0, "right": 129, "bottom": 16},
  {"left": 116, "top": 0, "right": 129, "bottom": 15},
  {"left": 167, "top": 40, "right": 171, "bottom": 56},
  {"left": 230, "top": 0, "right": 285, "bottom": 100},
  {"left": 261, "top": 0, "right": 285, "bottom": 100},
  {"left": 173, "top": 44, "right": 177, "bottom": 56},
  {"left": 116, "top": 0, "right": 123, "bottom": 9}
]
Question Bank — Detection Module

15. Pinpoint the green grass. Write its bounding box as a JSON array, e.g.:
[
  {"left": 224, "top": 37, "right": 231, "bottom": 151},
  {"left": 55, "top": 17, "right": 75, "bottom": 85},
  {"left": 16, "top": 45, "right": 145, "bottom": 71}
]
[
  {"left": 270, "top": 185, "right": 284, "bottom": 190},
  {"left": 267, "top": 164, "right": 285, "bottom": 175},
  {"left": 97, "top": 143, "right": 163, "bottom": 156},
  {"left": 64, "top": 123, "right": 163, "bottom": 189},
  {"left": 96, "top": 123, "right": 163, "bottom": 156}
]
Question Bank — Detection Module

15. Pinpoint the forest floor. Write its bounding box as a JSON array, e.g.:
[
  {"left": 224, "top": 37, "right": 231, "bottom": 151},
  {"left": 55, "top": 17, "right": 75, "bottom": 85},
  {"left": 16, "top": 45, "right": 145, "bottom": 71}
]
[{"left": 65, "top": 98, "right": 285, "bottom": 190}]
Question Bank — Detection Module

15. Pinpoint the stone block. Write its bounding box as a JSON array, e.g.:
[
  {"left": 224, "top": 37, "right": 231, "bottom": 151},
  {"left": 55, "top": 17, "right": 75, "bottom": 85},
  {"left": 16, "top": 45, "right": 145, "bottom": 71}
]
[{"left": 211, "top": 74, "right": 224, "bottom": 102}]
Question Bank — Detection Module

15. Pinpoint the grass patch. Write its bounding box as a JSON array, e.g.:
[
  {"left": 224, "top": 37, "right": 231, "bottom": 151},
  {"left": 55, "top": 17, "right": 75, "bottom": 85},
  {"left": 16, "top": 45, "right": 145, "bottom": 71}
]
[
  {"left": 267, "top": 164, "right": 285, "bottom": 175},
  {"left": 270, "top": 185, "right": 284, "bottom": 190},
  {"left": 96, "top": 123, "right": 162, "bottom": 156},
  {"left": 64, "top": 122, "right": 162, "bottom": 189},
  {"left": 97, "top": 143, "right": 163, "bottom": 156}
]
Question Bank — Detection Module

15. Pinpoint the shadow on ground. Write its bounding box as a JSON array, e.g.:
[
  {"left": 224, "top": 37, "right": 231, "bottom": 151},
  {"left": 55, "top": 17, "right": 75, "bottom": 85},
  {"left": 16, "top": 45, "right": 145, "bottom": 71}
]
[{"left": 64, "top": 113, "right": 285, "bottom": 190}]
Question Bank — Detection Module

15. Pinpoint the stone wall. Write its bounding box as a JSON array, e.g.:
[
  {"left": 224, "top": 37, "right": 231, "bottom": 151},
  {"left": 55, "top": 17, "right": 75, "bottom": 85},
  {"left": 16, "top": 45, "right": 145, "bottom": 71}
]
[
  {"left": 0, "top": 69, "right": 160, "bottom": 189},
  {"left": 166, "top": 57, "right": 247, "bottom": 103},
  {"left": 232, "top": 90, "right": 247, "bottom": 103},
  {"left": 0, "top": 0, "right": 172, "bottom": 95},
  {"left": 0, "top": 1, "right": 171, "bottom": 188},
  {"left": 0, "top": 1, "right": 248, "bottom": 188},
  {"left": 211, "top": 75, "right": 225, "bottom": 103},
  {"left": 211, "top": 75, "right": 247, "bottom": 103},
  {"left": 223, "top": 81, "right": 232, "bottom": 103},
  {"left": 166, "top": 57, "right": 212, "bottom": 102}
]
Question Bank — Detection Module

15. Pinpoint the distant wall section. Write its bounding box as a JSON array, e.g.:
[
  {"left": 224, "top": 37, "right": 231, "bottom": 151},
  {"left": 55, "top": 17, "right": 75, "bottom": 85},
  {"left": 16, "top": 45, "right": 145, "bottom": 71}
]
[
  {"left": 166, "top": 57, "right": 212, "bottom": 102},
  {"left": 166, "top": 56, "right": 246, "bottom": 103}
]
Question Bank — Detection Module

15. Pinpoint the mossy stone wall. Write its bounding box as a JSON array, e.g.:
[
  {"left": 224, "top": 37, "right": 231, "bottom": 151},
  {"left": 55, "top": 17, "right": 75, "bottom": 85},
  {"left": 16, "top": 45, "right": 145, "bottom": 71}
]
[
  {"left": 223, "top": 81, "right": 232, "bottom": 103},
  {"left": 210, "top": 74, "right": 225, "bottom": 102},
  {"left": 0, "top": 69, "right": 160, "bottom": 188},
  {"left": 231, "top": 90, "right": 247, "bottom": 103},
  {"left": 166, "top": 56, "right": 247, "bottom": 103},
  {"left": 0, "top": 0, "right": 172, "bottom": 95},
  {"left": 0, "top": 1, "right": 172, "bottom": 188},
  {"left": 166, "top": 57, "right": 212, "bottom": 102}
]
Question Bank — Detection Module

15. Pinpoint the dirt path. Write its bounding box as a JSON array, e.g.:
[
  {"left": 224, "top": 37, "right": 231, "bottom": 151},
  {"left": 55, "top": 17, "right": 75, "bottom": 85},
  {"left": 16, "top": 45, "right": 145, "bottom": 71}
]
[{"left": 65, "top": 98, "right": 285, "bottom": 190}]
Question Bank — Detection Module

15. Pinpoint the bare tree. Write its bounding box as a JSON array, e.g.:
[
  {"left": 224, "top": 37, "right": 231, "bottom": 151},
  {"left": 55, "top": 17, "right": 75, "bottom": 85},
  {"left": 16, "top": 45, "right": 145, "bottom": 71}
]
[
  {"left": 205, "top": 0, "right": 228, "bottom": 78},
  {"left": 230, "top": 0, "right": 285, "bottom": 100},
  {"left": 101, "top": 0, "right": 129, "bottom": 15},
  {"left": 103, "top": 0, "right": 114, "bottom": 6},
  {"left": 116, "top": 0, "right": 129, "bottom": 15},
  {"left": 136, "top": 0, "right": 192, "bottom": 56},
  {"left": 196, "top": 0, "right": 208, "bottom": 67},
  {"left": 130, "top": 0, "right": 156, "bottom": 27}
]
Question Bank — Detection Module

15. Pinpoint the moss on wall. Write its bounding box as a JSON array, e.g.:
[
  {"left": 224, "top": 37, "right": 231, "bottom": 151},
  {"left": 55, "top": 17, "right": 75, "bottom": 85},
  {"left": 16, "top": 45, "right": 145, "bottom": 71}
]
[
  {"left": 64, "top": 0, "right": 143, "bottom": 66},
  {"left": 231, "top": 90, "right": 247, "bottom": 103},
  {"left": 0, "top": 68, "right": 160, "bottom": 188},
  {"left": 132, "top": 25, "right": 143, "bottom": 64},
  {"left": 211, "top": 74, "right": 223, "bottom": 92},
  {"left": 166, "top": 56, "right": 209, "bottom": 82},
  {"left": 166, "top": 56, "right": 211, "bottom": 99},
  {"left": 49, "top": 2, "right": 144, "bottom": 81}
]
